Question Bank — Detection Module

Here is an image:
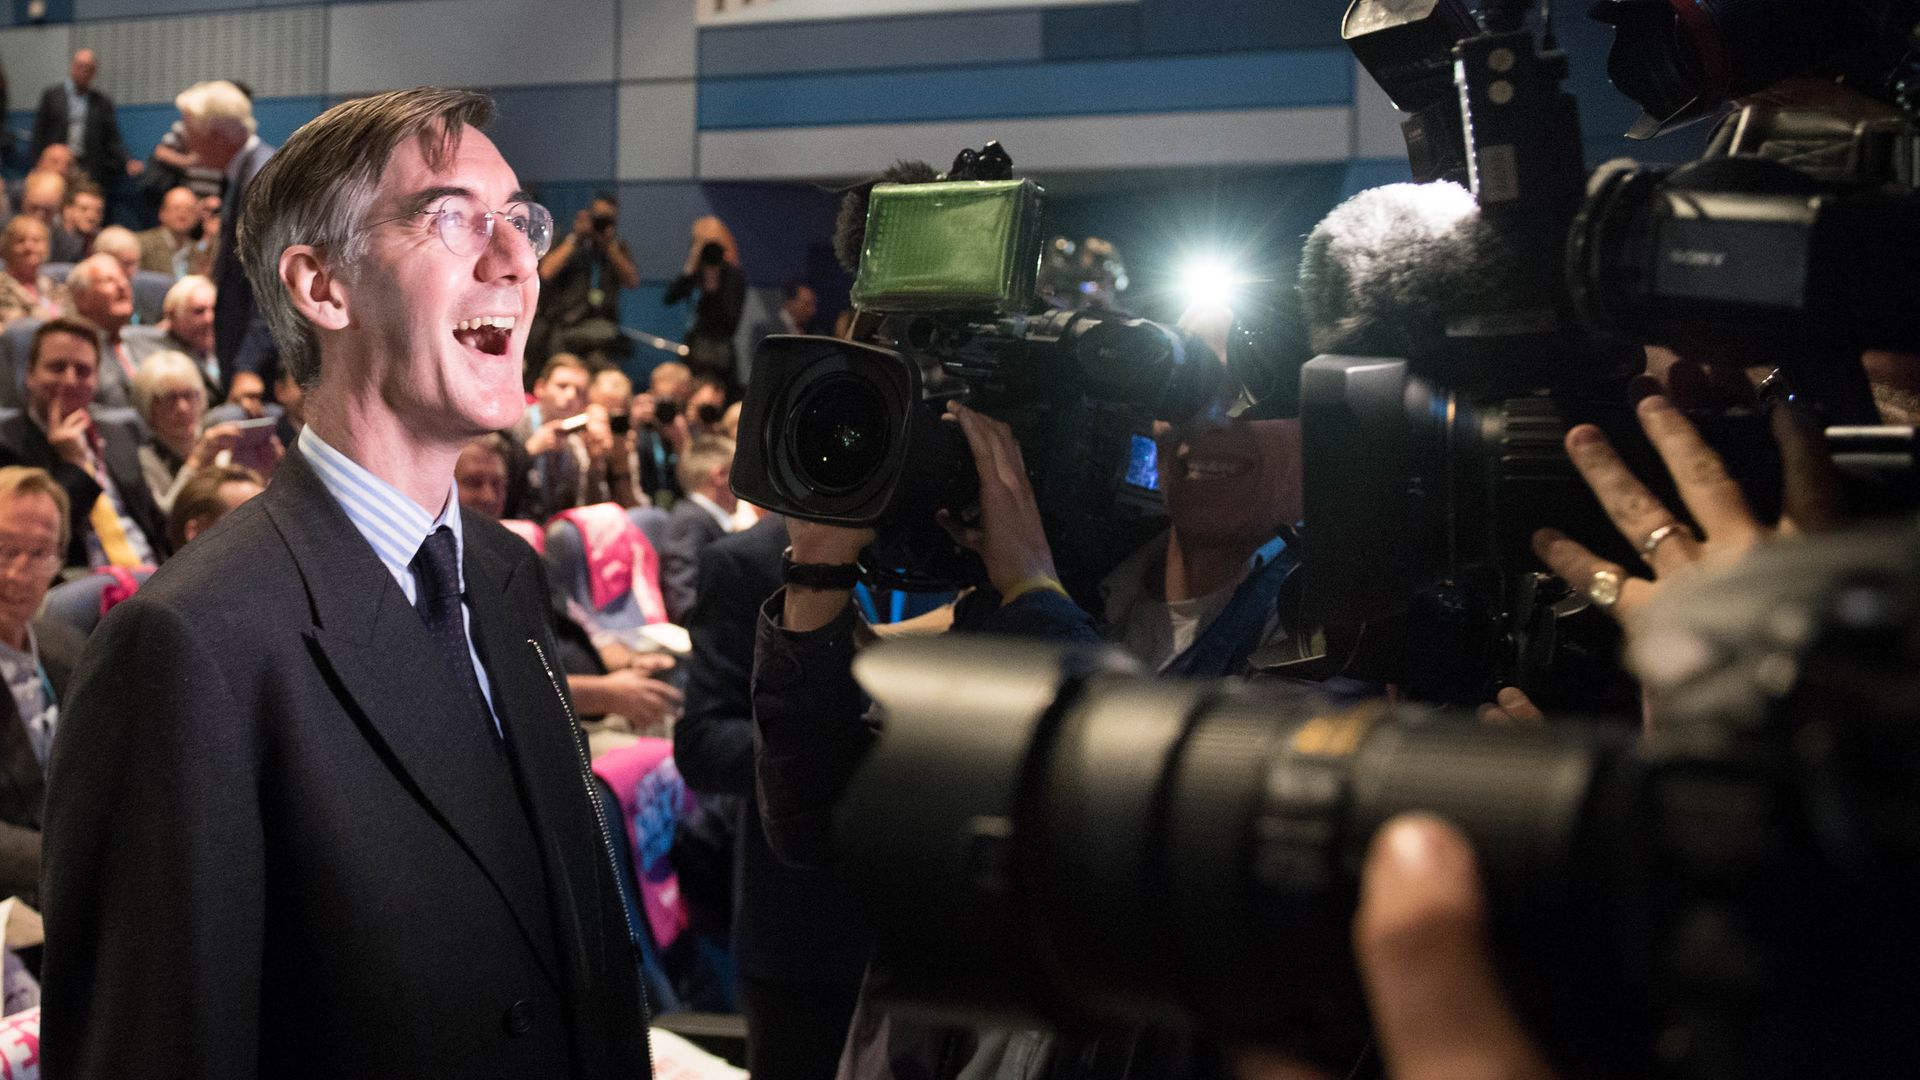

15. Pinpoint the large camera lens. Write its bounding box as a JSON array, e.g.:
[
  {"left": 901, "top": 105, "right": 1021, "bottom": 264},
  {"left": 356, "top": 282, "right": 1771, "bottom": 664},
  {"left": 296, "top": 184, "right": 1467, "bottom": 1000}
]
[{"left": 789, "top": 374, "right": 894, "bottom": 494}]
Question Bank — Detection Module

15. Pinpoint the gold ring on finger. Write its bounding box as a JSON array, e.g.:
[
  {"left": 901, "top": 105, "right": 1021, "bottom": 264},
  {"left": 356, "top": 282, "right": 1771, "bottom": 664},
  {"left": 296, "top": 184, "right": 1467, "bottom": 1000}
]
[
  {"left": 1586, "top": 567, "right": 1624, "bottom": 610},
  {"left": 1638, "top": 521, "right": 1696, "bottom": 560}
]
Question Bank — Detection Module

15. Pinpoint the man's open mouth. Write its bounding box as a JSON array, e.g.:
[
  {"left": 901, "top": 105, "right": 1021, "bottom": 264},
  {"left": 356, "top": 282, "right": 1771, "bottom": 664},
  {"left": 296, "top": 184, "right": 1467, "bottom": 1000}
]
[{"left": 453, "top": 315, "right": 516, "bottom": 356}]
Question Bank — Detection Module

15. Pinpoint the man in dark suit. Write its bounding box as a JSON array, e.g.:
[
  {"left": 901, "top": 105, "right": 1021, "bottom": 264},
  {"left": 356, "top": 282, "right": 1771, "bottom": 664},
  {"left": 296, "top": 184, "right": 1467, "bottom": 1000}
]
[
  {"left": 661, "top": 433, "right": 738, "bottom": 621},
  {"left": 176, "top": 80, "right": 279, "bottom": 389},
  {"left": 0, "top": 466, "right": 86, "bottom": 906},
  {"left": 41, "top": 87, "right": 648, "bottom": 1077},
  {"left": 0, "top": 318, "right": 167, "bottom": 571},
  {"left": 675, "top": 511, "right": 872, "bottom": 1080},
  {"left": 29, "top": 50, "right": 135, "bottom": 189}
]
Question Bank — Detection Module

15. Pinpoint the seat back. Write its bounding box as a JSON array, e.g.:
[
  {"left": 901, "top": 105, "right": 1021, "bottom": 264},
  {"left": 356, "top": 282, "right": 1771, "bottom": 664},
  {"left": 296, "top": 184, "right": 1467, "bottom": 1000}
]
[
  {"left": 131, "top": 270, "right": 173, "bottom": 325},
  {"left": 40, "top": 568, "right": 155, "bottom": 637},
  {"left": 0, "top": 317, "right": 43, "bottom": 411}
]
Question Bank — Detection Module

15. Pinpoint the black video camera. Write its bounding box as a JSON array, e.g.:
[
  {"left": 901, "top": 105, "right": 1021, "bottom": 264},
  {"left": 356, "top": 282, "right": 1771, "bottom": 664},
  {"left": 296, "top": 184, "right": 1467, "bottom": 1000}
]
[
  {"left": 1271, "top": 0, "right": 1920, "bottom": 707},
  {"left": 731, "top": 145, "right": 1232, "bottom": 595},
  {"left": 833, "top": 518, "right": 1920, "bottom": 1080}
]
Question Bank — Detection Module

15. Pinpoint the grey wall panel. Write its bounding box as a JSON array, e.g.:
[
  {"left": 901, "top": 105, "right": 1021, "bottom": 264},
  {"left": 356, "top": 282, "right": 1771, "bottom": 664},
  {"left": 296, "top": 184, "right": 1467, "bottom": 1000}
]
[
  {"left": 618, "top": 80, "right": 697, "bottom": 181},
  {"left": 486, "top": 83, "right": 616, "bottom": 184},
  {"left": 0, "top": 24, "right": 74, "bottom": 107},
  {"left": 698, "top": 10, "right": 1041, "bottom": 77},
  {"left": 76, "top": 0, "right": 251, "bottom": 19},
  {"left": 697, "top": 105, "right": 1353, "bottom": 180},
  {"left": 328, "top": 0, "right": 617, "bottom": 94},
  {"left": 76, "top": 8, "right": 325, "bottom": 106},
  {"left": 621, "top": 0, "right": 696, "bottom": 81}
]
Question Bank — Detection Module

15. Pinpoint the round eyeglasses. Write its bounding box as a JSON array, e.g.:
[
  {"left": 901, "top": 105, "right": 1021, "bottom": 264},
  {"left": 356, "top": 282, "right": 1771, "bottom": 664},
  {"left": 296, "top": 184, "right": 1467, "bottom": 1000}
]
[{"left": 370, "top": 195, "right": 555, "bottom": 259}]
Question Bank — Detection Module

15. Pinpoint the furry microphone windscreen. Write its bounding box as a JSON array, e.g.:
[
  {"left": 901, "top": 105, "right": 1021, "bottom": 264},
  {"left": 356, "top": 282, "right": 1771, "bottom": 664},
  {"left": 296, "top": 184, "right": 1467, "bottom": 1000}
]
[
  {"left": 1296, "top": 182, "right": 1537, "bottom": 362},
  {"left": 833, "top": 160, "right": 942, "bottom": 274}
]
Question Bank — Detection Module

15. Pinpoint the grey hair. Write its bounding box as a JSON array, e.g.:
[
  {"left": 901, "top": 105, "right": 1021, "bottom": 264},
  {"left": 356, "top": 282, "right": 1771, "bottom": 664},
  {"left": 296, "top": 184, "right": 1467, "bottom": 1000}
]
[
  {"left": 163, "top": 274, "right": 215, "bottom": 319},
  {"left": 237, "top": 87, "right": 494, "bottom": 390},
  {"left": 175, "top": 80, "right": 256, "bottom": 139},
  {"left": 66, "top": 252, "right": 118, "bottom": 294},
  {"left": 130, "top": 349, "right": 205, "bottom": 422}
]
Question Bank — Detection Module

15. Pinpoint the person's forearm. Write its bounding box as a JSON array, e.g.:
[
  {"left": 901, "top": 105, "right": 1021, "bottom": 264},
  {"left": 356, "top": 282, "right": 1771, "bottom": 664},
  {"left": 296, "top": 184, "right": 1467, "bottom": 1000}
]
[
  {"left": 566, "top": 673, "right": 625, "bottom": 716},
  {"left": 782, "top": 584, "right": 854, "bottom": 632},
  {"left": 607, "top": 240, "right": 641, "bottom": 290}
]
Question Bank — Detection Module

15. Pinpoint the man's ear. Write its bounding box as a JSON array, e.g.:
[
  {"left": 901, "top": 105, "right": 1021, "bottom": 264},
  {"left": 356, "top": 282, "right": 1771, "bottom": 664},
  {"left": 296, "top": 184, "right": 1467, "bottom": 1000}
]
[{"left": 279, "top": 244, "right": 349, "bottom": 332}]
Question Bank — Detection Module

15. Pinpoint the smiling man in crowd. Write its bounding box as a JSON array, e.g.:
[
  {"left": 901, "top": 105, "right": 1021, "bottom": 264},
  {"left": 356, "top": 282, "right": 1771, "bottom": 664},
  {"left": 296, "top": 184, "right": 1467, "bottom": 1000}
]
[{"left": 41, "top": 87, "right": 648, "bottom": 1079}]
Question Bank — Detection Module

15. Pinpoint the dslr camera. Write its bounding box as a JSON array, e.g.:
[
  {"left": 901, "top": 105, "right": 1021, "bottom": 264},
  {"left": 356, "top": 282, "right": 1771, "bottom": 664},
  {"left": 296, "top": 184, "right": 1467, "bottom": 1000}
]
[{"left": 732, "top": 145, "right": 1241, "bottom": 595}]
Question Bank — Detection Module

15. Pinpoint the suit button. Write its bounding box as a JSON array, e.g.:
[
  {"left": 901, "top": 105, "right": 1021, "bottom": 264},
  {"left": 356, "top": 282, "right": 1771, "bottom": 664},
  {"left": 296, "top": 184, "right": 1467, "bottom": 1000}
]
[{"left": 503, "top": 998, "right": 535, "bottom": 1036}]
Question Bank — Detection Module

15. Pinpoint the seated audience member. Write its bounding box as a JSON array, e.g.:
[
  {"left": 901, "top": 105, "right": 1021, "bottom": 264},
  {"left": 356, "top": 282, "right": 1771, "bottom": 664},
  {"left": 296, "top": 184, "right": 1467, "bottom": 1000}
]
[
  {"left": 13, "top": 172, "right": 64, "bottom": 232},
  {"left": 64, "top": 253, "right": 136, "bottom": 409},
  {"left": 136, "top": 186, "right": 212, "bottom": 279},
  {"left": 0, "top": 319, "right": 167, "bottom": 570},
  {"left": 90, "top": 226, "right": 139, "bottom": 283},
  {"left": 0, "top": 216, "right": 66, "bottom": 325},
  {"left": 125, "top": 273, "right": 217, "bottom": 394},
  {"left": 130, "top": 350, "right": 251, "bottom": 512},
  {"left": 510, "top": 352, "right": 592, "bottom": 519},
  {"left": 455, "top": 435, "right": 682, "bottom": 731},
  {"left": 5, "top": 145, "right": 74, "bottom": 215},
  {"left": 662, "top": 435, "right": 738, "bottom": 621},
  {"left": 49, "top": 180, "right": 103, "bottom": 265},
  {"left": 219, "top": 369, "right": 267, "bottom": 418},
  {"left": 0, "top": 466, "right": 85, "bottom": 906},
  {"left": 163, "top": 462, "right": 263, "bottom": 551}
]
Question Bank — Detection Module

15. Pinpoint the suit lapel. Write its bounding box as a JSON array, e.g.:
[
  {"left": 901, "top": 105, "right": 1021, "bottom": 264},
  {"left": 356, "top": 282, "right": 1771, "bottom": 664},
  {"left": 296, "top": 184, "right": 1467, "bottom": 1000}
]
[
  {"left": 462, "top": 519, "right": 610, "bottom": 997},
  {"left": 265, "top": 452, "right": 562, "bottom": 987}
]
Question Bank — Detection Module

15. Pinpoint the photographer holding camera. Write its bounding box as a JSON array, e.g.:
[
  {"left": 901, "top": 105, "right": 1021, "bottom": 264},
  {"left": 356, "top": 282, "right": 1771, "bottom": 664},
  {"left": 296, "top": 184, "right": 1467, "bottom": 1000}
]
[{"left": 531, "top": 191, "right": 639, "bottom": 369}]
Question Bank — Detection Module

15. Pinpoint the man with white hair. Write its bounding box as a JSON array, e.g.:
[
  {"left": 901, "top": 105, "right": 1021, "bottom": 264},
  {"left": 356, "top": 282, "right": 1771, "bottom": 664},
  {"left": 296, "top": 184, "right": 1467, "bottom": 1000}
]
[
  {"left": 126, "top": 273, "right": 219, "bottom": 394},
  {"left": 64, "top": 253, "right": 137, "bottom": 409},
  {"left": 91, "top": 225, "right": 140, "bottom": 282},
  {"left": 176, "top": 80, "right": 278, "bottom": 389}
]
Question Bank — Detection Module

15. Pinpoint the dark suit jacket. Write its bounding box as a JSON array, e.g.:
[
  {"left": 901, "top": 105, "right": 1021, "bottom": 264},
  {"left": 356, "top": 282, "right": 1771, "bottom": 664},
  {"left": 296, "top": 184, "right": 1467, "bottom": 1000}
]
[
  {"left": 40, "top": 450, "right": 649, "bottom": 1078},
  {"left": 675, "top": 514, "right": 873, "bottom": 986},
  {"left": 0, "top": 409, "right": 169, "bottom": 570},
  {"left": 0, "top": 617, "right": 85, "bottom": 905},
  {"left": 212, "top": 138, "right": 278, "bottom": 383},
  {"left": 661, "top": 497, "right": 730, "bottom": 622},
  {"left": 30, "top": 84, "right": 129, "bottom": 182}
]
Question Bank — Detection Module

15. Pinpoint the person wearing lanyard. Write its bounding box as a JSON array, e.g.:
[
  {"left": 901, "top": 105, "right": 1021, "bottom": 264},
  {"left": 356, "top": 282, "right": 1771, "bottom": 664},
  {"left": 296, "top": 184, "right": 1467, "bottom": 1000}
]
[{"left": 0, "top": 465, "right": 86, "bottom": 907}]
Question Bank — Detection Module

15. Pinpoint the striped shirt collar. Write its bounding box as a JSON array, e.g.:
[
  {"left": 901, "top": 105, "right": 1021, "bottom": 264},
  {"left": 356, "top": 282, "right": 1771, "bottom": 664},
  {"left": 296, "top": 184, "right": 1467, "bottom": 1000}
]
[{"left": 297, "top": 426, "right": 463, "bottom": 602}]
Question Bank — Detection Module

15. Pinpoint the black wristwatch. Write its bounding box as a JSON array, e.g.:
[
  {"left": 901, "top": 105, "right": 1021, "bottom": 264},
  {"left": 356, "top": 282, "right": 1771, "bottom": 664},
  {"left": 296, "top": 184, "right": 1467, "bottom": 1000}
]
[{"left": 781, "top": 546, "right": 863, "bottom": 590}]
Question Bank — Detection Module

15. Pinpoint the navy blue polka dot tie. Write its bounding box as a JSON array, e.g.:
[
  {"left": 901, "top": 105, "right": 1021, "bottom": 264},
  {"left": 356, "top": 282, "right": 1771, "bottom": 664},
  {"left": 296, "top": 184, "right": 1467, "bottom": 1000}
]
[{"left": 411, "top": 526, "right": 499, "bottom": 741}]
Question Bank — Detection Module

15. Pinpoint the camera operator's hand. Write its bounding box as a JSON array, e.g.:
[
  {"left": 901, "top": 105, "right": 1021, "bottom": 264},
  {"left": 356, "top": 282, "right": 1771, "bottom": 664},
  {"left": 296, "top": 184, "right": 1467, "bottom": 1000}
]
[
  {"left": 782, "top": 518, "right": 877, "bottom": 633},
  {"left": 1531, "top": 393, "right": 1843, "bottom": 629},
  {"left": 572, "top": 209, "right": 595, "bottom": 239},
  {"left": 524, "top": 416, "right": 570, "bottom": 458},
  {"left": 1234, "top": 816, "right": 1556, "bottom": 1080},
  {"left": 1476, "top": 687, "right": 1545, "bottom": 726},
  {"left": 938, "top": 401, "right": 1059, "bottom": 599}
]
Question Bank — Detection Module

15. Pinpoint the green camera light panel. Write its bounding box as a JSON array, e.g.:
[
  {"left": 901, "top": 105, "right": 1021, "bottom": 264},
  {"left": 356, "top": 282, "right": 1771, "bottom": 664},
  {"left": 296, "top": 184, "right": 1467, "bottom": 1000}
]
[{"left": 853, "top": 179, "right": 1042, "bottom": 315}]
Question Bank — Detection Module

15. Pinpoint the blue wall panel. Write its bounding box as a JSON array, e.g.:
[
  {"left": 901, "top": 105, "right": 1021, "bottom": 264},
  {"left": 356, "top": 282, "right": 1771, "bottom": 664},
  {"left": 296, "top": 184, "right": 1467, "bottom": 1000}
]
[
  {"left": 1135, "top": 0, "right": 1349, "bottom": 54},
  {"left": 250, "top": 95, "right": 328, "bottom": 147},
  {"left": 699, "top": 48, "right": 1352, "bottom": 130},
  {"left": 1040, "top": 4, "right": 1138, "bottom": 61},
  {"left": 700, "top": 10, "right": 1042, "bottom": 77}
]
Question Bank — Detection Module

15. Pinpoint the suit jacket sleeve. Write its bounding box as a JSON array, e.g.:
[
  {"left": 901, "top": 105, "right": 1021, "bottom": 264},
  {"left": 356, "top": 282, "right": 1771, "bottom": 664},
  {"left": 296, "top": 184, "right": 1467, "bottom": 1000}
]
[
  {"left": 96, "top": 94, "right": 129, "bottom": 175},
  {"left": 673, "top": 539, "right": 762, "bottom": 797},
  {"left": 750, "top": 587, "right": 1099, "bottom": 870},
  {"left": 41, "top": 596, "right": 266, "bottom": 1079},
  {"left": 30, "top": 88, "right": 61, "bottom": 161}
]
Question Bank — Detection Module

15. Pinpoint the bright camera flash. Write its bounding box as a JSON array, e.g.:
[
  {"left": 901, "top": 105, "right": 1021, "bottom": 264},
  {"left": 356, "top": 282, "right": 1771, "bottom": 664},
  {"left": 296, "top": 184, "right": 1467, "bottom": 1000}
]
[{"left": 1178, "top": 256, "right": 1246, "bottom": 309}]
